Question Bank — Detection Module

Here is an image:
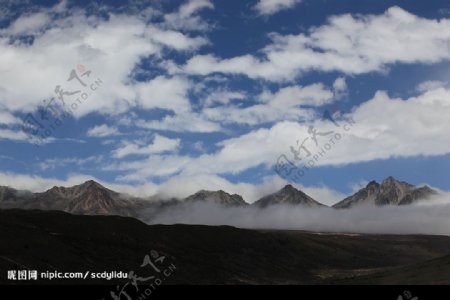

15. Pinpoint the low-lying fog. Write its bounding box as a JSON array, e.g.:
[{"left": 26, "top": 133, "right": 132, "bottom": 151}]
[{"left": 141, "top": 195, "right": 450, "bottom": 235}]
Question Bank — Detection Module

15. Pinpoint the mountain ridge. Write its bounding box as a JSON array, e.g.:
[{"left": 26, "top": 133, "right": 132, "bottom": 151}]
[
  {"left": 184, "top": 189, "right": 248, "bottom": 207},
  {"left": 0, "top": 177, "right": 441, "bottom": 217},
  {"left": 333, "top": 176, "right": 439, "bottom": 208},
  {"left": 253, "top": 184, "right": 325, "bottom": 208}
]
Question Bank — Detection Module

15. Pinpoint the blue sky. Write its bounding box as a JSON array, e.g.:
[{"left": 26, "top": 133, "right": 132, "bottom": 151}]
[{"left": 1, "top": 0, "right": 450, "bottom": 204}]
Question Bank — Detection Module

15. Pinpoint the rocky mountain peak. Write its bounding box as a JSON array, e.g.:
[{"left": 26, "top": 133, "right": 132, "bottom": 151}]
[
  {"left": 184, "top": 190, "right": 248, "bottom": 207},
  {"left": 280, "top": 184, "right": 297, "bottom": 193},
  {"left": 78, "top": 180, "right": 106, "bottom": 190},
  {"left": 380, "top": 176, "right": 413, "bottom": 189},
  {"left": 366, "top": 180, "right": 380, "bottom": 188},
  {"left": 253, "top": 185, "right": 325, "bottom": 208}
]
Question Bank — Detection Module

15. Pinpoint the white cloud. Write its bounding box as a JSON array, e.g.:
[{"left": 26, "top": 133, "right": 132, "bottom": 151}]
[
  {"left": 333, "top": 77, "right": 348, "bottom": 99},
  {"left": 37, "top": 155, "right": 103, "bottom": 171},
  {"left": 202, "top": 83, "right": 334, "bottom": 125},
  {"left": 135, "top": 113, "right": 223, "bottom": 133},
  {"left": 260, "top": 83, "right": 334, "bottom": 107},
  {"left": 183, "top": 7, "right": 450, "bottom": 81},
  {"left": 154, "top": 173, "right": 276, "bottom": 202},
  {"left": 348, "top": 180, "right": 369, "bottom": 194},
  {"left": 220, "top": 86, "right": 450, "bottom": 169},
  {"left": 333, "top": 76, "right": 347, "bottom": 93},
  {"left": 151, "top": 173, "right": 343, "bottom": 204},
  {"left": 0, "top": 120, "right": 54, "bottom": 144},
  {"left": 0, "top": 111, "right": 20, "bottom": 125},
  {"left": 203, "top": 103, "right": 312, "bottom": 126},
  {"left": 301, "top": 185, "right": 346, "bottom": 206},
  {"left": 112, "top": 154, "right": 193, "bottom": 180},
  {"left": 416, "top": 80, "right": 447, "bottom": 93},
  {"left": 2, "top": 12, "right": 50, "bottom": 35},
  {"left": 112, "top": 134, "right": 180, "bottom": 158},
  {"left": 333, "top": 77, "right": 347, "bottom": 92},
  {"left": 0, "top": 128, "right": 29, "bottom": 141},
  {"left": 146, "top": 27, "right": 208, "bottom": 51},
  {"left": 0, "top": 4, "right": 208, "bottom": 118},
  {"left": 112, "top": 85, "right": 450, "bottom": 179},
  {"left": 203, "top": 90, "right": 247, "bottom": 106},
  {"left": 204, "top": 86, "right": 450, "bottom": 172},
  {"left": 163, "top": 0, "right": 214, "bottom": 31},
  {"left": 0, "top": 12, "right": 154, "bottom": 115},
  {"left": 87, "top": 124, "right": 119, "bottom": 138},
  {"left": 135, "top": 76, "right": 192, "bottom": 113},
  {"left": 254, "top": 0, "right": 302, "bottom": 16},
  {"left": 148, "top": 199, "right": 450, "bottom": 235}
]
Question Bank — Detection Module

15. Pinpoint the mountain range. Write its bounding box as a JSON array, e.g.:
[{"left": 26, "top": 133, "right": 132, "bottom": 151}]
[
  {"left": 0, "top": 176, "right": 439, "bottom": 217},
  {"left": 332, "top": 176, "right": 439, "bottom": 208}
]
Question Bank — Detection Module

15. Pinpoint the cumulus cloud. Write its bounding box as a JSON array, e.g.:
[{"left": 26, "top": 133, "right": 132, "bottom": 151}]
[
  {"left": 260, "top": 83, "right": 334, "bottom": 106},
  {"left": 151, "top": 173, "right": 282, "bottom": 202},
  {"left": 163, "top": 0, "right": 214, "bottom": 31},
  {"left": 0, "top": 128, "right": 29, "bottom": 141},
  {"left": 203, "top": 89, "right": 247, "bottom": 107},
  {"left": 2, "top": 12, "right": 50, "bottom": 35},
  {"left": 201, "top": 86, "right": 450, "bottom": 172},
  {"left": 333, "top": 77, "right": 348, "bottom": 99},
  {"left": 135, "top": 113, "right": 223, "bottom": 133},
  {"left": 202, "top": 83, "right": 334, "bottom": 125},
  {"left": 219, "top": 87, "right": 450, "bottom": 170},
  {"left": 112, "top": 134, "right": 181, "bottom": 158},
  {"left": 146, "top": 27, "right": 208, "bottom": 50},
  {"left": 135, "top": 76, "right": 192, "bottom": 113},
  {"left": 183, "top": 7, "right": 450, "bottom": 81},
  {"left": 151, "top": 173, "right": 344, "bottom": 204},
  {"left": 0, "top": 2, "right": 208, "bottom": 119},
  {"left": 254, "top": 0, "right": 302, "bottom": 16},
  {"left": 0, "top": 111, "right": 20, "bottom": 125},
  {"left": 86, "top": 124, "right": 119, "bottom": 138},
  {"left": 416, "top": 80, "right": 447, "bottom": 93}
]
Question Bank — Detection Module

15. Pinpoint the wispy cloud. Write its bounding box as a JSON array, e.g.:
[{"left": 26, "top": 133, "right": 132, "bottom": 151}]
[
  {"left": 254, "top": 0, "right": 302, "bottom": 16},
  {"left": 112, "top": 134, "right": 180, "bottom": 158}
]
